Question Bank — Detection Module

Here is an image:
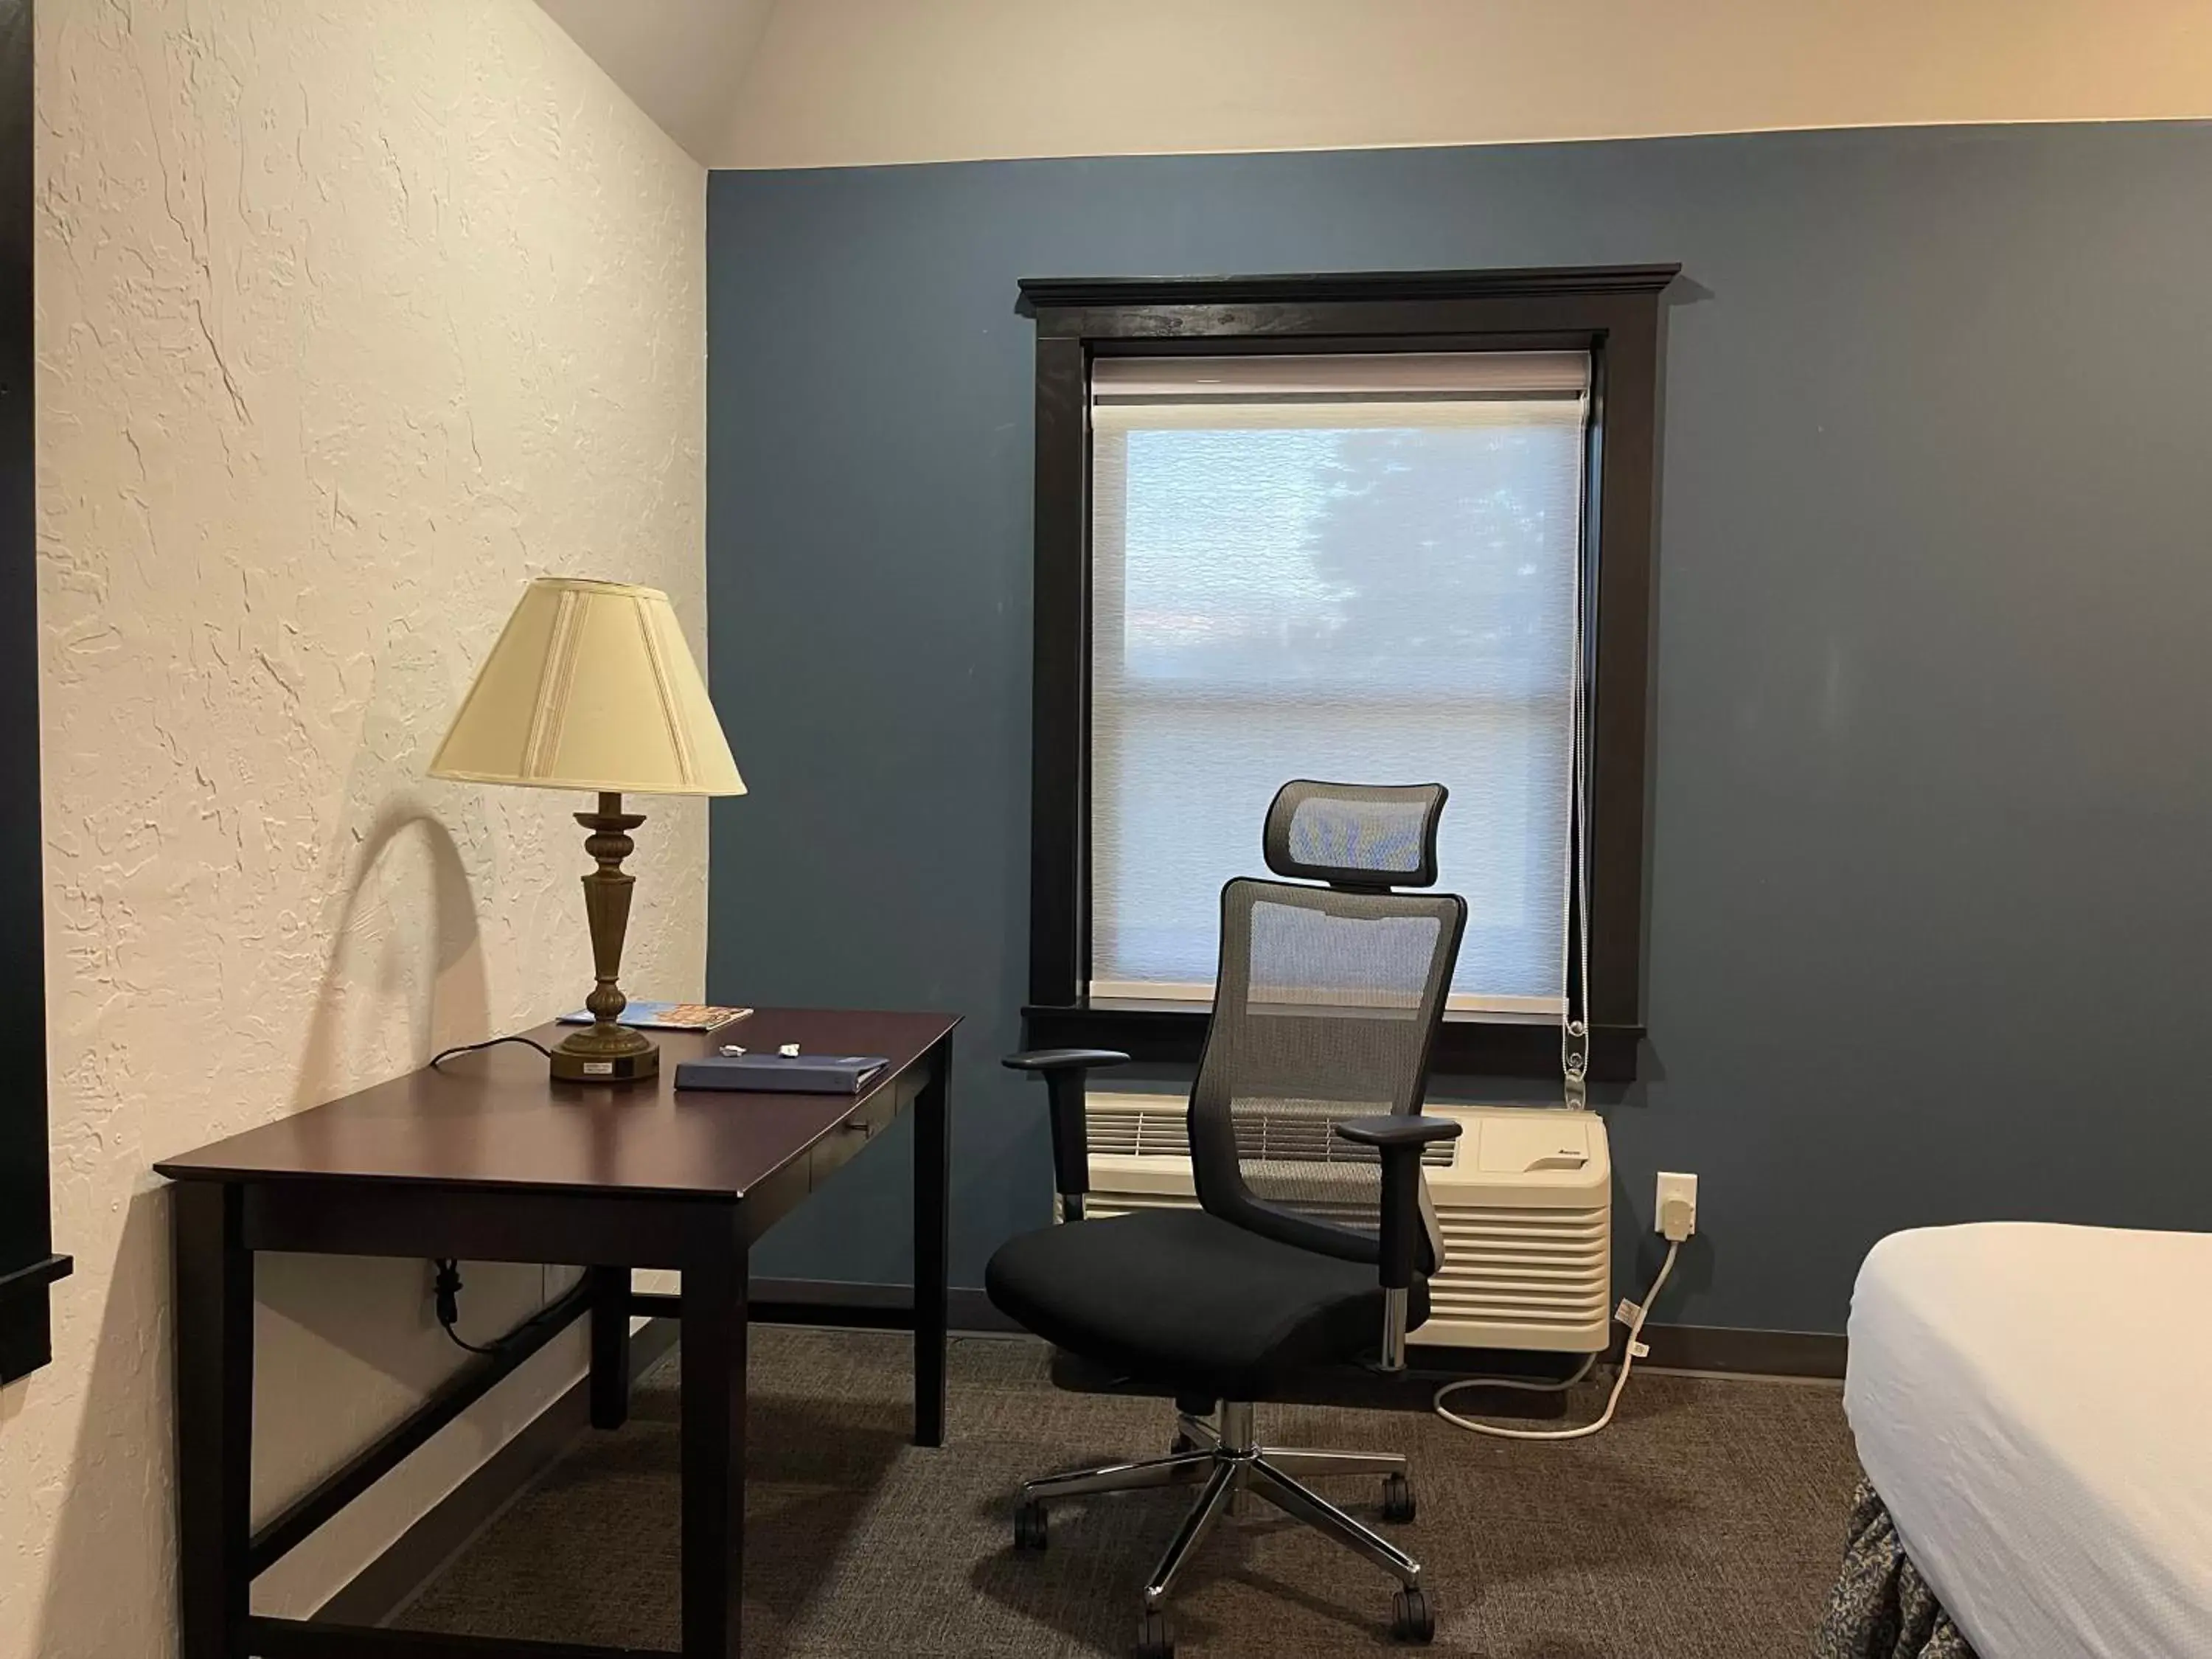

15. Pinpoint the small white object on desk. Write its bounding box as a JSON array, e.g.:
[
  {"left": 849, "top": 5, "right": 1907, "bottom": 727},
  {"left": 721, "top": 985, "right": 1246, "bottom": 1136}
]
[
  {"left": 779, "top": 1043, "right": 801, "bottom": 1057},
  {"left": 720, "top": 1045, "right": 746, "bottom": 1057}
]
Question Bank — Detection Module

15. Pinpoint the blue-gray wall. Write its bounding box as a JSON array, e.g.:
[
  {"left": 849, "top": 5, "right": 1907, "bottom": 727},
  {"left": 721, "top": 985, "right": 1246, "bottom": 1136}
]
[{"left": 706, "top": 122, "right": 2212, "bottom": 1332}]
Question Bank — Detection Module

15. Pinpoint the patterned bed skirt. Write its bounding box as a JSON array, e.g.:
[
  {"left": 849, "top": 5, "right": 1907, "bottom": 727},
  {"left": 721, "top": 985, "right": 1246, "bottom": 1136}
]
[{"left": 1812, "top": 1479, "right": 1980, "bottom": 1659}]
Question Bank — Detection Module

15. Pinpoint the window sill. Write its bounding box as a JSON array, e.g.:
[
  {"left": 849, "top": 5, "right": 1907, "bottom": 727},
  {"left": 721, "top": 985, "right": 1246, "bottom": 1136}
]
[{"left": 1022, "top": 1003, "right": 1641, "bottom": 1081}]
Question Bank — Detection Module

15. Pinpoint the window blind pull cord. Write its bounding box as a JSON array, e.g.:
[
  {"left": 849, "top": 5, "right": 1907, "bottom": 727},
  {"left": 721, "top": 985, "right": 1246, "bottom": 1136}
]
[
  {"left": 1561, "top": 698, "right": 1591, "bottom": 1110},
  {"left": 1562, "top": 530, "right": 1594, "bottom": 1112},
  {"left": 1430, "top": 507, "right": 1683, "bottom": 1442}
]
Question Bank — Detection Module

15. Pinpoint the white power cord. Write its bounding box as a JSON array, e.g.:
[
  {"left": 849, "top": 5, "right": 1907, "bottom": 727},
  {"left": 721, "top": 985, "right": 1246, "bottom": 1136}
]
[
  {"left": 1433, "top": 1198, "right": 1690, "bottom": 1441},
  {"left": 1441, "top": 447, "right": 1684, "bottom": 1443},
  {"left": 1436, "top": 1352, "right": 1597, "bottom": 1398}
]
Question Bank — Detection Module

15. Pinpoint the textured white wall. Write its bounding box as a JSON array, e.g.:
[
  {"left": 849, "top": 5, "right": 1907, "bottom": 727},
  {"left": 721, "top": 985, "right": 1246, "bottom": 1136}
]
[
  {"left": 703, "top": 0, "right": 2212, "bottom": 168},
  {"left": 7, "top": 1, "right": 706, "bottom": 1652}
]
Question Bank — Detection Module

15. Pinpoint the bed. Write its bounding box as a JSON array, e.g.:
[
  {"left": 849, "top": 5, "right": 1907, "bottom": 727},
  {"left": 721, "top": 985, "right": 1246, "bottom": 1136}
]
[{"left": 1815, "top": 1222, "right": 2212, "bottom": 1658}]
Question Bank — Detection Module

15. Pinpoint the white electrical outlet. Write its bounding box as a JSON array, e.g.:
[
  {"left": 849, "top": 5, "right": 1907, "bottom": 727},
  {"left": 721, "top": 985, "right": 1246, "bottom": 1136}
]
[{"left": 1655, "top": 1171, "right": 1698, "bottom": 1241}]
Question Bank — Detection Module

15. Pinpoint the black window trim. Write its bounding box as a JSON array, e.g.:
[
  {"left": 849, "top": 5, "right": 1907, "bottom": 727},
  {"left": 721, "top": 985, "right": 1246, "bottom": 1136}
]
[
  {"left": 1018, "top": 265, "right": 1674, "bottom": 1081},
  {"left": 0, "top": 0, "right": 65, "bottom": 1387}
]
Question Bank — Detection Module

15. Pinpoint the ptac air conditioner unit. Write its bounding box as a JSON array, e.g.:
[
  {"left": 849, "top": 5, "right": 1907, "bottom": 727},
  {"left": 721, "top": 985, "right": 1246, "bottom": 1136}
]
[{"left": 1076, "top": 1095, "right": 1612, "bottom": 1354}]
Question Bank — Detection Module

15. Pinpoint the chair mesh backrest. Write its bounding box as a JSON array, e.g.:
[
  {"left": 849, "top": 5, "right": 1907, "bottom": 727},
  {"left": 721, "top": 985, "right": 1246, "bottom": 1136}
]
[
  {"left": 1264, "top": 780, "right": 1446, "bottom": 889},
  {"left": 1189, "top": 784, "right": 1466, "bottom": 1271}
]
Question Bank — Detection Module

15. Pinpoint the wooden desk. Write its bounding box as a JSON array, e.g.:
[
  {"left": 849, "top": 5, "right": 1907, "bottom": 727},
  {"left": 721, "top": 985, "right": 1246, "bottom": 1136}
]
[{"left": 156, "top": 1007, "right": 959, "bottom": 1659}]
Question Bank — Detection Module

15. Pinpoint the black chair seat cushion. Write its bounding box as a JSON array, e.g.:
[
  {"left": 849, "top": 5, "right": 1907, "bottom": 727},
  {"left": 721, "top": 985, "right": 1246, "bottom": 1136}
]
[{"left": 984, "top": 1208, "right": 1427, "bottom": 1402}]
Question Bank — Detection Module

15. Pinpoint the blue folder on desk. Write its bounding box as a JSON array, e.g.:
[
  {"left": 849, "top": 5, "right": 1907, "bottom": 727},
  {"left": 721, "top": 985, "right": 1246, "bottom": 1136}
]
[{"left": 673, "top": 1053, "right": 888, "bottom": 1094}]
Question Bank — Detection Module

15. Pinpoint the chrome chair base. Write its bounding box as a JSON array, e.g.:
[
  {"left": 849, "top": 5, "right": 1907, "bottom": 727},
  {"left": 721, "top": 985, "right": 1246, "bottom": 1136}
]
[{"left": 1014, "top": 1402, "right": 1429, "bottom": 1651}]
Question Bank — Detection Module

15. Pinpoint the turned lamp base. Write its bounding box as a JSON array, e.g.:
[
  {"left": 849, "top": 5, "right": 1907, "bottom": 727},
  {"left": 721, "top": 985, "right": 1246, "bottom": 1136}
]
[
  {"left": 550, "top": 1025, "right": 659, "bottom": 1084},
  {"left": 555, "top": 791, "right": 660, "bottom": 1087}
]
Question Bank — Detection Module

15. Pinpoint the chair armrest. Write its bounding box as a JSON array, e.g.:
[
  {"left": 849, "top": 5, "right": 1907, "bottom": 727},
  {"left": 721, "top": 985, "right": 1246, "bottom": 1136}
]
[
  {"left": 1333, "top": 1116, "right": 1459, "bottom": 1289},
  {"left": 1332, "top": 1115, "right": 1461, "bottom": 1150},
  {"left": 1003, "top": 1049, "right": 1130, "bottom": 1209},
  {"left": 1003, "top": 1048, "right": 1131, "bottom": 1072},
  {"left": 1334, "top": 1116, "right": 1463, "bottom": 1374}
]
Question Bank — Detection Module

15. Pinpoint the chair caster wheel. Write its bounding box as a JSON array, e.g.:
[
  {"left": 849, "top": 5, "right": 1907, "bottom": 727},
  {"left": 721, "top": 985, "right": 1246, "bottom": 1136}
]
[
  {"left": 1382, "top": 1471, "right": 1416, "bottom": 1523},
  {"left": 1391, "top": 1585, "right": 1436, "bottom": 1644},
  {"left": 1013, "top": 1500, "right": 1048, "bottom": 1552},
  {"left": 1135, "top": 1607, "right": 1176, "bottom": 1658}
]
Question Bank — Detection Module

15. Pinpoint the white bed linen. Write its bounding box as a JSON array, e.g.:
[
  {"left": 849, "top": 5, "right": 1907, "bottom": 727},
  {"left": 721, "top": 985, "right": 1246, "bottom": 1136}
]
[{"left": 1846, "top": 1222, "right": 2212, "bottom": 1659}]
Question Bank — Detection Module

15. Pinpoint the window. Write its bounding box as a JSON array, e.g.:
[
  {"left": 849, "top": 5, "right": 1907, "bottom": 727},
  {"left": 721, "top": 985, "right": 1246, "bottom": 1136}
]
[
  {"left": 1089, "top": 351, "right": 1589, "bottom": 1015},
  {"left": 1021, "top": 268, "right": 1672, "bottom": 1078}
]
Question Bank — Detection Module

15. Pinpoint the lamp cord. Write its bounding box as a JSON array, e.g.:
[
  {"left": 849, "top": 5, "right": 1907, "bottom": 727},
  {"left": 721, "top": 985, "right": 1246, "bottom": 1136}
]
[
  {"left": 425, "top": 1037, "right": 553, "bottom": 1354},
  {"left": 432, "top": 1259, "right": 507, "bottom": 1357},
  {"left": 429, "top": 1034, "right": 552, "bottom": 1071},
  {"left": 432, "top": 1257, "right": 590, "bottom": 1359}
]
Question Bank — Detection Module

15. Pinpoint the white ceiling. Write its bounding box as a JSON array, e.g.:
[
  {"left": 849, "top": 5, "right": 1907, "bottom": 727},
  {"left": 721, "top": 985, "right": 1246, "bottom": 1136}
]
[
  {"left": 535, "top": 0, "right": 776, "bottom": 164},
  {"left": 543, "top": 0, "right": 2212, "bottom": 172}
]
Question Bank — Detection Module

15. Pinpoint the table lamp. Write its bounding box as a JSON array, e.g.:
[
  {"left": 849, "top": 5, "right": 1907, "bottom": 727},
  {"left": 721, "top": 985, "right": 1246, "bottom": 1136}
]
[{"left": 429, "top": 577, "right": 744, "bottom": 1084}]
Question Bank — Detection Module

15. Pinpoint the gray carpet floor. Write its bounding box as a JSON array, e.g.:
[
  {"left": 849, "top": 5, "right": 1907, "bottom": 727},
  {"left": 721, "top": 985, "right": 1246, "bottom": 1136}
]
[{"left": 397, "top": 1328, "right": 1860, "bottom": 1658}]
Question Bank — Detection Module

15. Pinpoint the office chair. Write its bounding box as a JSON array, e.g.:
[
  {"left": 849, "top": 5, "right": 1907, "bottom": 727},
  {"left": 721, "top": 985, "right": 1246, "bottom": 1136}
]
[{"left": 987, "top": 780, "right": 1468, "bottom": 1658}]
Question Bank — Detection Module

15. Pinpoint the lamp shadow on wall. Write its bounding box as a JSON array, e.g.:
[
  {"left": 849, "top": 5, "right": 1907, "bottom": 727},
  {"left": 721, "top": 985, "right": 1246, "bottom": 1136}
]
[
  {"left": 291, "top": 799, "right": 490, "bottom": 1119},
  {"left": 262, "top": 798, "right": 496, "bottom": 1377},
  {"left": 33, "top": 798, "right": 495, "bottom": 1649},
  {"left": 257, "top": 622, "right": 518, "bottom": 1394},
  {"left": 240, "top": 649, "right": 574, "bottom": 1610},
  {"left": 31, "top": 642, "right": 513, "bottom": 1651},
  {"left": 293, "top": 625, "right": 497, "bottom": 1121}
]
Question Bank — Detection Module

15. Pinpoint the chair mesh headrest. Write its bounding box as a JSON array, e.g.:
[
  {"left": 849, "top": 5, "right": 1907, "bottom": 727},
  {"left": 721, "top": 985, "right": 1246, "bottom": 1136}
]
[{"left": 1262, "top": 781, "right": 1447, "bottom": 889}]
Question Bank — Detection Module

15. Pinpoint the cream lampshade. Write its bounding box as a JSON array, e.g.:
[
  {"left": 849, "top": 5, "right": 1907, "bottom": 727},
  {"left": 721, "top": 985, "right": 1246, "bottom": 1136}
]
[{"left": 431, "top": 577, "right": 744, "bottom": 1084}]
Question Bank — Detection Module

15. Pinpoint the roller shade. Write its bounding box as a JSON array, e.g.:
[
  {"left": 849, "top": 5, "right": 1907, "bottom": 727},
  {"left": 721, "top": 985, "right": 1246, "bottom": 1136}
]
[{"left": 1088, "top": 351, "right": 1590, "bottom": 1010}]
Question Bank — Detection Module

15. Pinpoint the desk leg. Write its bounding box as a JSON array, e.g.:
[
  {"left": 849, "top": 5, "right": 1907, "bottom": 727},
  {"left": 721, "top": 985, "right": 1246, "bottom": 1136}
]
[
  {"left": 914, "top": 1035, "right": 951, "bottom": 1447},
  {"left": 175, "top": 1182, "right": 253, "bottom": 1659},
  {"left": 681, "top": 1208, "right": 746, "bottom": 1659},
  {"left": 588, "top": 1266, "right": 631, "bottom": 1430}
]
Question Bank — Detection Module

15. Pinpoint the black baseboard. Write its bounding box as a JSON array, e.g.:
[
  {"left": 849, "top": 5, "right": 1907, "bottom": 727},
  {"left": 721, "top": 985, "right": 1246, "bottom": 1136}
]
[
  {"left": 1627, "top": 1321, "right": 1845, "bottom": 1380},
  {"left": 319, "top": 1317, "right": 681, "bottom": 1627}
]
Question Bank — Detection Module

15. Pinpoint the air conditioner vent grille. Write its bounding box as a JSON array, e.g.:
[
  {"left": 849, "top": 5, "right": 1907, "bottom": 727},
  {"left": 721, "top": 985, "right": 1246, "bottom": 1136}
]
[
  {"left": 1085, "top": 1102, "right": 1451, "bottom": 1167},
  {"left": 1085, "top": 1194, "right": 1611, "bottom": 1320}
]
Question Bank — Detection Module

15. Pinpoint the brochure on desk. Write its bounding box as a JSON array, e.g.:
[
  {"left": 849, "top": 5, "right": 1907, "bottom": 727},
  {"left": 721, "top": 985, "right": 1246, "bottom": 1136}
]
[{"left": 557, "top": 1001, "right": 753, "bottom": 1032}]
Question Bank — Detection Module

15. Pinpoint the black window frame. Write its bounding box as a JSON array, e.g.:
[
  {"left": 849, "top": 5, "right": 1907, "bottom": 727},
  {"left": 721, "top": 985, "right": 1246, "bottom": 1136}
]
[
  {"left": 1018, "top": 265, "right": 1674, "bottom": 1080},
  {"left": 0, "top": 0, "right": 64, "bottom": 1388}
]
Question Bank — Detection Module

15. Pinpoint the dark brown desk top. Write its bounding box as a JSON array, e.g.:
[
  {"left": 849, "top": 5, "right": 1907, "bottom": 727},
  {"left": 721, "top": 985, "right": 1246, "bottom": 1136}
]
[{"left": 154, "top": 1008, "right": 959, "bottom": 1201}]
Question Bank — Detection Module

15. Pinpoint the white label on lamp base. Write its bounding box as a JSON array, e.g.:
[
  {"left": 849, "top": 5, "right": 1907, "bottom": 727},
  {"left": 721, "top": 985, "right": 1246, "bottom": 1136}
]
[{"left": 583, "top": 1061, "right": 613, "bottom": 1075}]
